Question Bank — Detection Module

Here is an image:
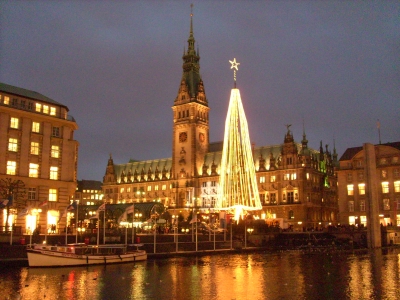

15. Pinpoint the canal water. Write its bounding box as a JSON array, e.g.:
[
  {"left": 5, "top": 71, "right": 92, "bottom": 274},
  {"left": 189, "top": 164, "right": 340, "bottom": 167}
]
[{"left": 1, "top": 248, "right": 400, "bottom": 300}]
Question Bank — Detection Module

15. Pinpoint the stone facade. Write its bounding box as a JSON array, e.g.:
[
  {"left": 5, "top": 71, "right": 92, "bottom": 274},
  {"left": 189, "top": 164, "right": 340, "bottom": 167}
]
[
  {"left": 337, "top": 142, "right": 400, "bottom": 227},
  {"left": 0, "top": 82, "right": 78, "bottom": 233}
]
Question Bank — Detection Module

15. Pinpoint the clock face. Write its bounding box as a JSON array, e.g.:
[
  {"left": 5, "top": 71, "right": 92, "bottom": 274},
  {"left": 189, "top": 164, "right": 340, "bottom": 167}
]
[
  {"left": 179, "top": 132, "right": 187, "bottom": 143},
  {"left": 199, "top": 133, "right": 205, "bottom": 143}
]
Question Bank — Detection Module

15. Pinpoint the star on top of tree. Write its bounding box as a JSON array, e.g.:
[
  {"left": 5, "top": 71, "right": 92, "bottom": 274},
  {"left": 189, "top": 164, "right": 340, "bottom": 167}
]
[{"left": 229, "top": 58, "right": 240, "bottom": 71}]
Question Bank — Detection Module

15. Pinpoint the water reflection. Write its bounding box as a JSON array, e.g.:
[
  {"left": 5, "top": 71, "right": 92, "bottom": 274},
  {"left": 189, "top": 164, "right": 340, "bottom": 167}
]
[{"left": 2, "top": 249, "right": 400, "bottom": 300}]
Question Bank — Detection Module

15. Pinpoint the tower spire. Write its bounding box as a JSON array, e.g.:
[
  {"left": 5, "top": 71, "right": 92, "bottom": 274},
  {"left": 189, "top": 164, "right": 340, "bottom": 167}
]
[
  {"left": 188, "top": 4, "right": 195, "bottom": 55},
  {"left": 180, "top": 4, "right": 201, "bottom": 99}
]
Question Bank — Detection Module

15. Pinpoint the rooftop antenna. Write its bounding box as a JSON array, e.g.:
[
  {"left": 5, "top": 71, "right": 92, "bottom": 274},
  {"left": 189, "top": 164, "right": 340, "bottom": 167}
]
[
  {"left": 229, "top": 58, "right": 240, "bottom": 88},
  {"left": 377, "top": 119, "right": 381, "bottom": 144}
]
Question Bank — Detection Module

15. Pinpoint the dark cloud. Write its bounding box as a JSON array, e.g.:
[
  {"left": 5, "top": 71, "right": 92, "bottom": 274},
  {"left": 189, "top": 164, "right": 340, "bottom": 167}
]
[{"left": 1, "top": 1, "right": 399, "bottom": 180}]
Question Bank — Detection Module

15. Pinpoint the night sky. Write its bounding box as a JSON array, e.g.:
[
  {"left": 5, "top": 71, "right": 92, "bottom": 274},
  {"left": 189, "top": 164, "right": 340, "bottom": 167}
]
[{"left": 1, "top": 1, "right": 399, "bottom": 181}]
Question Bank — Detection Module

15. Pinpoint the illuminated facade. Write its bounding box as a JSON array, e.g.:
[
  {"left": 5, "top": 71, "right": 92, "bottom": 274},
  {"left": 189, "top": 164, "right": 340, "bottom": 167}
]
[
  {"left": 0, "top": 82, "right": 79, "bottom": 233},
  {"left": 102, "top": 14, "right": 339, "bottom": 229},
  {"left": 337, "top": 142, "right": 400, "bottom": 226},
  {"left": 73, "top": 180, "right": 103, "bottom": 205}
]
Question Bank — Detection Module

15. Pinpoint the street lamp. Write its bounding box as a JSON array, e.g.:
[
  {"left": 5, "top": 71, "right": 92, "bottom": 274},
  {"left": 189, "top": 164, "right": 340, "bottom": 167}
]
[
  {"left": 77, "top": 227, "right": 86, "bottom": 242},
  {"left": 172, "top": 214, "right": 178, "bottom": 251},
  {"left": 137, "top": 189, "right": 145, "bottom": 202},
  {"left": 134, "top": 212, "right": 142, "bottom": 243}
]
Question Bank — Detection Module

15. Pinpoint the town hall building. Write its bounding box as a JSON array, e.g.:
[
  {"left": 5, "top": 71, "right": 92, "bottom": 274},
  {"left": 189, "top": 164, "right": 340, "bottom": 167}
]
[{"left": 102, "top": 14, "right": 339, "bottom": 230}]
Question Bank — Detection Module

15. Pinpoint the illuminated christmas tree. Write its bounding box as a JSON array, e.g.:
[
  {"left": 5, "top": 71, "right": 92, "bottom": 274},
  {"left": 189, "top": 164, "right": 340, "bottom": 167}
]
[{"left": 216, "top": 58, "right": 262, "bottom": 221}]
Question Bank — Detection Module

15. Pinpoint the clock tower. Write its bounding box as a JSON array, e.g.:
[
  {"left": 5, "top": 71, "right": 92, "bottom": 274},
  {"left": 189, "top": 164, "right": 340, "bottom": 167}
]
[{"left": 171, "top": 10, "right": 209, "bottom": 206}]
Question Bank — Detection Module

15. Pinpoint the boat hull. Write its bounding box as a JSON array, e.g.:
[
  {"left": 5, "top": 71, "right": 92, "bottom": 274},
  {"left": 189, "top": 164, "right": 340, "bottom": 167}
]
[{"left": 27, "top": 249, "right": 147, "bottom": 267}]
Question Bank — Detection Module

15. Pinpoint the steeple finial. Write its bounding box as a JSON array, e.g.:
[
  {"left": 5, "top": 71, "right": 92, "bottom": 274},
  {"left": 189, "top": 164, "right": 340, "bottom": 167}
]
[
  {"left": 301, "top": 120, "right": 308, "bottom": 148},
  {"left": 190, "top": 4, "right": 194, "bottom": 35}
]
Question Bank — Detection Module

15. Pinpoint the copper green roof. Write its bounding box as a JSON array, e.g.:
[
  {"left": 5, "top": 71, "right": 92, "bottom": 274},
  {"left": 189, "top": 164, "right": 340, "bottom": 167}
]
[{"left": 0, "top": 82, "right": 67, "bottom": 109}]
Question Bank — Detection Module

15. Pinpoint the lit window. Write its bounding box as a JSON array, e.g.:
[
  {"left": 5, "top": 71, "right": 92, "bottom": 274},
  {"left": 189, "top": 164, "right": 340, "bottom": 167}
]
[
  {"left": 155, "top": 185, "right": 159, "bottom": 191},
  {"left": 30, "top": 142, "right": 39, "bottom": 155},
  {"left": 382, "top": 170, "right": 387, "bottom": 178},
  {"left": 270, "top": 176, "right": 276, "bottom": 183},
  {"left": 29, "top": 163, "right": 39, "bottom": 178},
  {"left": 4, "top": 96, "right": 10, "bottom": 105},
  {"left": 264, "top": 193, "right": 269, "bottom": 204},
  {"left": 120, "top": 187, "right": 125, "bottom": 193},
  {"left": 7, "top": 161, "right": 16, "bottom": 175},
  {"left": 32, "top": 122, "right": 40, "bottom": 133},
  {"left": 348, "top": 201, "right": 354, "bottom": 212},
  {"left": 162, "top": 185, "right": 166, "bottom": 190},
  {"left": 383, "top": 199, "right": 390, "bottom": 210},
  {"left": 382, "top": 182, "right": 389, "bottom": 194},
  {"left": 347, "top": 184, "right": 354, "bottom": 196},
  {"left": 290, "top": 173, "right": 297, "bottom": 180},
  {"left": 51, "top": 145, "right": 59, "bottom": 158},
  {"left": 360, "top": 200, "right": 365, "bottom": 211},
  {"left": 50, "top": 166, "right": 58, "bottom": 180},
  {"left": 284, "top": 173, "right": 290, "bottom": 180},
  {"left": 49, "top": 189, "right": 57, "bottom": 202},
  {"left": 8, "top": 138, "right": 18, "bottom": 152},
  {"left": 28, "top": 188, "right": 36, "bottom": 200},
  {"left": 50, "top": 107, "right": 56, "bottom": 116},
  {"left": 394, "top": 181, "right": 400, "bottom": 193},
  {"left": 260, "top": 176, "right": 265, "bottom": 183},
  {"left": 358, "top": 183, "right": 365, "bottom": 195},
  {"left": 147, "top": 186, "right": 152, "bottom": 191},
  {"left": 127, "top": 187, "right": 131, "bottom": 193},
  {"left": 35, "top": 103, "right": 42, "bottom": 112},
  {"left": 306, "top": 173, "right": 310, "bottom": 180},
  {"left": 360, "top": 216, "right": 367, "bottom": 226},
  {"left": 43, "top": 105, "right": 49, "bottom": 114},
  {"left": 10, "top": 117, "right": 19, "bottom": 129},
  {"left": 52, "top": 127, "right": 60, "bottom": 137}
]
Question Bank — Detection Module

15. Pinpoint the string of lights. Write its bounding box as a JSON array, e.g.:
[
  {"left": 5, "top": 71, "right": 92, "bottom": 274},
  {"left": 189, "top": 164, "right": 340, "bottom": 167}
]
[{"left": 216, "top": 74, "right": 262, "bottom": 220}]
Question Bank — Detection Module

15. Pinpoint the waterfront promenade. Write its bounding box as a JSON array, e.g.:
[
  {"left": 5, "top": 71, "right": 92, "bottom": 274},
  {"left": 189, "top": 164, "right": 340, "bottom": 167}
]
[{"left": 0, "top": 229, "right": 376, "bottom": 267}]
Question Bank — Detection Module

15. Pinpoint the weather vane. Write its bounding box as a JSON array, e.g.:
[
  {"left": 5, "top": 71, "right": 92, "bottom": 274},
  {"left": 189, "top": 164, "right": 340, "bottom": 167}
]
[{"left": 229, "top": 58, "right": 240, "bottom": 88}]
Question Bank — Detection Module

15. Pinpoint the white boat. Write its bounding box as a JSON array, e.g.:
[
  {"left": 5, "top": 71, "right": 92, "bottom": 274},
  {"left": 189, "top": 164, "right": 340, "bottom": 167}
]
[{"left": 27, "top": 243, "right": 147, "bottom": 267}]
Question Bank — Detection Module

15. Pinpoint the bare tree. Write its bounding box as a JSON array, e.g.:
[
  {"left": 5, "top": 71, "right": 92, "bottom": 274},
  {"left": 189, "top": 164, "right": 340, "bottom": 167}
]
[{"left": 0, "top": 178, "right": 27, "bottom": 229}]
